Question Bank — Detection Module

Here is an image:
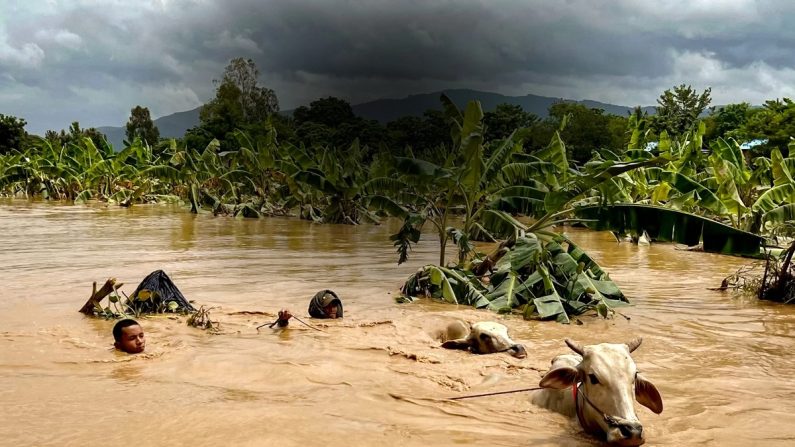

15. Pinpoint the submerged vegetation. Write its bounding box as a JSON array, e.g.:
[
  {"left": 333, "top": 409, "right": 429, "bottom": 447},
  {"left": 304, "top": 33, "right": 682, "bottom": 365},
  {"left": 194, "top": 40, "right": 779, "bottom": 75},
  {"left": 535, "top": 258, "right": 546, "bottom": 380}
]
[{"left": 4, "top": 58, "right": 795, "bottom": 321}]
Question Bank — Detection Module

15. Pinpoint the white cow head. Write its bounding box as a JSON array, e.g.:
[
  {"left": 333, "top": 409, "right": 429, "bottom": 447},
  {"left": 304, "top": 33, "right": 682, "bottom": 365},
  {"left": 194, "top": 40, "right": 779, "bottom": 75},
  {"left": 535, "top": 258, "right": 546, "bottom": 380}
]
[
  {"left": 539, "top": 338, "right": 663, "bottom": 446},
  {"left": 441, "top": 321, "right": 527, "bottom": 358}
]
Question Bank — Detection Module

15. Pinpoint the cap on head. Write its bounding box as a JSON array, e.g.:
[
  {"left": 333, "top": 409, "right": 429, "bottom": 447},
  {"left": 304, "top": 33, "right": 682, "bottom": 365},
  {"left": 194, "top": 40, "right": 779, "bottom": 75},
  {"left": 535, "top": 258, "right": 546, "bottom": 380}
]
[{"left": 308, "top": 289, "right": 343, "bottom": 319}]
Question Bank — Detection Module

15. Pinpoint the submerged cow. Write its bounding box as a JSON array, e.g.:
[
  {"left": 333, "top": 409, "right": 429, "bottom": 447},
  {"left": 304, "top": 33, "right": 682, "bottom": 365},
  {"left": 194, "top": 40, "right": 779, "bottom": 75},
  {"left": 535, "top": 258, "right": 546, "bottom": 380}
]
[
  {"left": 438, "top": 321, "right": 527, "bottom": 359},
  {"left": 531, "top": 338, "right": 663, "bottom": 446}
]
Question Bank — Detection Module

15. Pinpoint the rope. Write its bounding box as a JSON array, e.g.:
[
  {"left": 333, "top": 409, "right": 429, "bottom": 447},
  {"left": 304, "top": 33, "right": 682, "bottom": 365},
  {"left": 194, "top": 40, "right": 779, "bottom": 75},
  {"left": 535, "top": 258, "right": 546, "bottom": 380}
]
[
  {"left": 292, "top": 315, "right": 325, "bottom": 332},
  {"left": 255, "top": 315, "right": 326, "bottom": 332},
  {"left": 447, "top": 386, "right": 544, "bottom": 400}
]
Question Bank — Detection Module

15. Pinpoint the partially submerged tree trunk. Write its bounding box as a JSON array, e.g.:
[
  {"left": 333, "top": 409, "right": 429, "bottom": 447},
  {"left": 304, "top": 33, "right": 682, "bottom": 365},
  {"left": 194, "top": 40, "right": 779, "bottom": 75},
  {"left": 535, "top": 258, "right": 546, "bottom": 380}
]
[{"left": 78, "top": 278, "right": 122, "bottom": 315}]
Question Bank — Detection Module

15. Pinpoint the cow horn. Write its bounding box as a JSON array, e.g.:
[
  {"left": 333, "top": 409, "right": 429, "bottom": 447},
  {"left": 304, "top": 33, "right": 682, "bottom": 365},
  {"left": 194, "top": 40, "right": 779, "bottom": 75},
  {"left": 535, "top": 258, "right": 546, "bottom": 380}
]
[
  {"left": 626, "top": 337, "right": 643, "bottom": 353},
  {"left": 565, "top": 338, "right": 584, "bottom": 356}
]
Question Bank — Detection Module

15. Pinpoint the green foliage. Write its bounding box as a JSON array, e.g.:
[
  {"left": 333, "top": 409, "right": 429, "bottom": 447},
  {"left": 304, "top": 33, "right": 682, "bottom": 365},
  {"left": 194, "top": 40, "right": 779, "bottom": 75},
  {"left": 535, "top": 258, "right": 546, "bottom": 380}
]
[
  {"left": 194, "top": 58, "right": 279, "bottom": 153},
  {"left": 90, "top": 288, "right": 188, "bottom": 320},
  {"left": 707, "top": 102, "right": 751, "bottom": 141},
  {"left": 125, "top": 105, "right": 160, "bottom": 147},
  {"left": 386, "top": 110, "right": 449, "bottom": 162},
  {"left": 547, "top": 102, "right": 627, "bottom": 163},
  {"left": 483, "top": 103, "right": 539, "bottom": 141},
  {"left": 653, "top": 84, "right": 712, "bottom": 136},
  {"left": 401, "top": 235, "right": 628, "bottom": 323},
  {"left": 0, "top": 114, "right": 28, "bottom": 155},
  {"left": 741, "top": 98, "right": 795, "bottom": 153}
]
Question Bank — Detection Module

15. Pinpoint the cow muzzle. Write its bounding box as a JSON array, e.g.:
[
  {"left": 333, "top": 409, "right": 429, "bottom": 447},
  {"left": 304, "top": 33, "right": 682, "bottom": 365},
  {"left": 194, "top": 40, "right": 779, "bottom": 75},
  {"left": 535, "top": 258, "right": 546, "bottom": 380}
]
[
  {"left": 604, "top": 417, "right": 644, "bottom": 446},
  {"left": 507, "top": 343, "right": 527, "bottom": 359}
]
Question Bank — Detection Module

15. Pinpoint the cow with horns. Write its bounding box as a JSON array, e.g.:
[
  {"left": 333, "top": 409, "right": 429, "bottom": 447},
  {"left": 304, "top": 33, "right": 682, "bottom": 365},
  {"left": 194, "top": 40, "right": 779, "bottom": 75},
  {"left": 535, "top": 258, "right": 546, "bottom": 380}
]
[{"left": 531, "top": 338, "right": 664, "bottom": 446}]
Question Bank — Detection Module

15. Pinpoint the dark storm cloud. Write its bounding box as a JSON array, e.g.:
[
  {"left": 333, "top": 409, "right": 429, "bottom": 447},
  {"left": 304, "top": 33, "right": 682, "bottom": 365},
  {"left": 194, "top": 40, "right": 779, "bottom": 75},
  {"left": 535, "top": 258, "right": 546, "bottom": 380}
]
[{"left": 3, "top": 0, "right": 795, "bottom": 134}]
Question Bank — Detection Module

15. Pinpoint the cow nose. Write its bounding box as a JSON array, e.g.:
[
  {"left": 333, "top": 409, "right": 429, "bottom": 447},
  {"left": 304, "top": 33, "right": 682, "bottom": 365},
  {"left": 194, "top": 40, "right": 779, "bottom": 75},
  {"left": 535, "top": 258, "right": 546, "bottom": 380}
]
[
  {"left": 618, "top": 421, "right": 644, "bottom": 442},
  {"left": 508, "top": 344, "right": 527, "bottom": 359}
]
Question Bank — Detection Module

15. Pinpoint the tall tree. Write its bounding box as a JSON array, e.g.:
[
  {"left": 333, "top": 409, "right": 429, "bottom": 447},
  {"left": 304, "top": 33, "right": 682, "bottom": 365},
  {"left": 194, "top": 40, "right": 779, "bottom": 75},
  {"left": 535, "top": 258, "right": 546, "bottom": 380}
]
[
  {"left": 201, "top": 57, "right": 279, "bottom": 127},
  {"left": 0, "top": 114, "right": 28, "bottom": 154},
  {"left": 653, "top": 84, "right": 712, "bottom": 136},
  {"left": 125, "top": 105, "right": 160, "bottom": 146},
  {"left": 193, "top": 58, "right": 279, "bottom": 152}
]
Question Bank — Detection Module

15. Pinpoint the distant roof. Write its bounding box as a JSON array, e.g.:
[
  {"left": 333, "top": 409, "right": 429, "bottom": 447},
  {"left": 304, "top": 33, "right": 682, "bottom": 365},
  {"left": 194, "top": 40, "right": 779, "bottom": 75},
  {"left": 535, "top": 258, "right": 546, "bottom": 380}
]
[{"left": 739, "top": 139, "right": 768, "bottom": 150}]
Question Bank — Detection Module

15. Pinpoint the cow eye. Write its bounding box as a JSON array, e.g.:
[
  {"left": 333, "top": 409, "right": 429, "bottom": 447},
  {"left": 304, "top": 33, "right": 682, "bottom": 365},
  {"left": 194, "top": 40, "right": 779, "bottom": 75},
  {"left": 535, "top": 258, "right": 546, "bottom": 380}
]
[
  {"left": 479, "top": 333, "right": 491, "bottom": 342},
  {"left": 588, "top": 373, "right": 600, "bottom": 385}
]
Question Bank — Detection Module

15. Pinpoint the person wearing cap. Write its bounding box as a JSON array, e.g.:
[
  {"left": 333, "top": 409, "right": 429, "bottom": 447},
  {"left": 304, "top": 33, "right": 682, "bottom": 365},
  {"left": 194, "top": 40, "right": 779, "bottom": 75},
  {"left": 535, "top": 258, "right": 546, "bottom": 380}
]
[{"left": 308, "top": 289, "right": 343, "bottom": 319}]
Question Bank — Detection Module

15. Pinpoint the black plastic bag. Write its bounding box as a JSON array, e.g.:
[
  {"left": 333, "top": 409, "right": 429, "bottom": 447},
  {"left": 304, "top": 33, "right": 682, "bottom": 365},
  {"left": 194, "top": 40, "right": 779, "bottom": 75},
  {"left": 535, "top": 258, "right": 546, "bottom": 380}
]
[{"left": 129, "top": 270, "right": 195, "bottom": 313}]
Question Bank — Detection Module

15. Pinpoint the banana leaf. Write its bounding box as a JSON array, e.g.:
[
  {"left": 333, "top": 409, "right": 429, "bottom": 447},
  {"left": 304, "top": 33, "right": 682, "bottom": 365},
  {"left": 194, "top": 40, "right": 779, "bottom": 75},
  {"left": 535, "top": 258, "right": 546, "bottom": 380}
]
[
  {"left": 438, "top": 267, "right": 490, "bottom": 308},
  {"left": 509, "top": 235, "right": 541, "bottom": 271},
  {"left": 534, "top": 131, "right": 568, "bottom": 182},
  {"left": 771, "top": 148, "right": 792, "bottom": 187},
  {"left": 762, "top": 203, "right": 795, "bottom": 227},
  {"left": 751, "top": 183, "right": 795, "bottom": 213},
  {"left": 476, "top": 209, "right": 528, "bottom": 240},
  {"left": 575, "top": 204, "right": 763, "bottom": 257},
  {"left": 485, "top": 271, "right": 523, "bottom": 312},
  {"left": 544, "top": 158, "right": 664, "bottom": 214},
  {"left": 657, "top": 170, "right": 729, "bottom": 215}
]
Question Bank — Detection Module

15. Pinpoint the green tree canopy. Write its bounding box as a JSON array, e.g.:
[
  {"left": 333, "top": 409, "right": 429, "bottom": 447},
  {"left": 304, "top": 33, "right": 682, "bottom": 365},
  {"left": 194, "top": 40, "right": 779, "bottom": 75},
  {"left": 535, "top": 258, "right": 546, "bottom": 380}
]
[
  {"left": 483, "top": 103, "right": 539, "bottom": 141},
  {"left": 740, "top": 98, "right": 795, "bottom": 155},
  {"left": 0, "top": 114, "right": 28, "bottom": 154},
  {"left": 125, "top": 106, "right": 160, "bottom": 146},
  {"left": 200, "top": 57, "right": 278, "bottom": 130},
  {"left": 293, "top": 97, "right": 356, "bottom": 127},
  {"left": 546, "top": 102, "right": 626, "bottom": 163},
  {"left": 709, "top": 102, "right": 751, "bottom": 141},
  {"left": 653, "top": 84, "right": 712, "bottom": 136},
  {"left": 386, "top": 109, "right": 449, "bottom": 161}
]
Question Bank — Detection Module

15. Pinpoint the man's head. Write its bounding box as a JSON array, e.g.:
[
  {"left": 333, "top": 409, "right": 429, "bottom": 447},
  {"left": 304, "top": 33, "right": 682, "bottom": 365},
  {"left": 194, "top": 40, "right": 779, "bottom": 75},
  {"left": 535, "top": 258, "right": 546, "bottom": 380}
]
[
  {"left": 113, "top": 319, "right": 145, "bottom": 354},
  {"left": 308, "top": 290, "right": 344, "bottom": 319}
]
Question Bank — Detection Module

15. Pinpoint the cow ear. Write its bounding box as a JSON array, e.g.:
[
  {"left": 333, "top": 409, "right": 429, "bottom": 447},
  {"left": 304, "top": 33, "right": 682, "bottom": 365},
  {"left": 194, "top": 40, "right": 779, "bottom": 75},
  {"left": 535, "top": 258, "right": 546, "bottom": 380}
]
[
  {"left": 441, "top": 339, "right": 471, "bottom": 351},
  {"left": 636, "top": 374, "right": 663, "bottom": 414},
  {"left": 539, "top": 365, "right": 579, "bottom": 389}
]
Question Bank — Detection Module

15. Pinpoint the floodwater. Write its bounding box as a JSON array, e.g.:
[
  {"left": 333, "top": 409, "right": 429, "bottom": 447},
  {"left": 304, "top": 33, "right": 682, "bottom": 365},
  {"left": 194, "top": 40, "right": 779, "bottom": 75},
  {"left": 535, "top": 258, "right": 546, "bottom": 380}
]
[{"left": 1, "top": 200, "right": 794, "bottom": 447}]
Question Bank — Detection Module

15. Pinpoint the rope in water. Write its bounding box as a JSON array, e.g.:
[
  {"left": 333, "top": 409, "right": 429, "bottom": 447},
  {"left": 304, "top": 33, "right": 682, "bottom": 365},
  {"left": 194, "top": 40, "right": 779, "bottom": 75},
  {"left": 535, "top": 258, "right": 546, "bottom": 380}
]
[
  {"left": 448, "top": 386, "right": 544, "bottom": 400},
  {"left": 291, "top": 315, "right": 325, "bottom": 332},
  {"left": 255, "top": 315, "right": 326, "bottom": 332}
]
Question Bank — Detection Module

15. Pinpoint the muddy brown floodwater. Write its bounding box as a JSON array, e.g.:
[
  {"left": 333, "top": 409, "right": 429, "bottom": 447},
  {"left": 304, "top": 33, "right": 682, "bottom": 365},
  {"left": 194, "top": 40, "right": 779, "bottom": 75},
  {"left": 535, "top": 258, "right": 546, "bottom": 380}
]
[{"left": 1, "top": 199, "right": 794, "bottom": 447}]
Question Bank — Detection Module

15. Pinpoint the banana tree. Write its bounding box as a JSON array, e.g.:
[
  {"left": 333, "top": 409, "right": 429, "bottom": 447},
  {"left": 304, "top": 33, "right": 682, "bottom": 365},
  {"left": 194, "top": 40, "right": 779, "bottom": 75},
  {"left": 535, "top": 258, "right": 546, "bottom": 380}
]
[
  {"left": 291, "top": 139, "right": 392, "bottom": 224},
  {"left": 385, "top": 95, "right": 532, "bottom": 266},
  {"left": 750, "top": 145, "right": 795, "bottom": 235},
  {"left": 142, "top": 139, "right": 238, "bottom": 214},
  {"left": 396, "top": 96, "right": 663, "bottom": 322}
]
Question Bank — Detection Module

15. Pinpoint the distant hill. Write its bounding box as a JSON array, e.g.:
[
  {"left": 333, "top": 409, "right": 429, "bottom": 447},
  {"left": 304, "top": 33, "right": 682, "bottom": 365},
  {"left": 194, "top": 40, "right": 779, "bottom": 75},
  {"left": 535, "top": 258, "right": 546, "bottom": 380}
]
[
  {"left": 347, "top": 89, "right": 656, "bottom": 123},
  {"left": 99, "top": 106, "right": 201, "bottom": 150},
  {"left": 97, "top": 89, "right": 655, "bottom": 149}
]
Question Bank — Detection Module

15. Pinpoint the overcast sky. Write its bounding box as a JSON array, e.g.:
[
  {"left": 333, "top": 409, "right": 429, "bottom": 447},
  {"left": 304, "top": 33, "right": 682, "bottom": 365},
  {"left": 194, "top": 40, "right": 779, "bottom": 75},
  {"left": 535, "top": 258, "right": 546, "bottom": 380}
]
[{"left": 3, "top": 0, "right": 795, "bottom": 134}]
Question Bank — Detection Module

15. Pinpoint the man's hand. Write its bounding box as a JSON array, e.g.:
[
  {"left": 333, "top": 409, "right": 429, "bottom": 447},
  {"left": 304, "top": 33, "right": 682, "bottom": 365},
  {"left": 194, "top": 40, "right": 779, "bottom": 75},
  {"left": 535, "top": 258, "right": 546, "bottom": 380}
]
[{"left": 277, "top": 308, "right": 293, "bottom": 327}]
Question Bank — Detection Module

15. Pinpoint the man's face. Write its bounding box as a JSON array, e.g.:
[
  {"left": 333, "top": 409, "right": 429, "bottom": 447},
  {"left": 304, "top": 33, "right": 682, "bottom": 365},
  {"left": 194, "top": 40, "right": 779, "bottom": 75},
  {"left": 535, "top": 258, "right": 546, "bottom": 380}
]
[
  {"left": 116, "top": 325, "right": 146, "bottom": 353},
  {"left": 324, "top": 303, "right": 338, "bottom": 319}
]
